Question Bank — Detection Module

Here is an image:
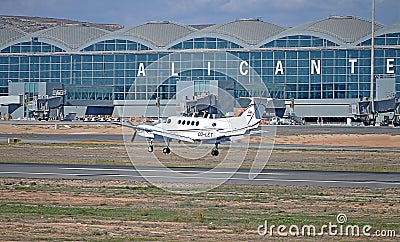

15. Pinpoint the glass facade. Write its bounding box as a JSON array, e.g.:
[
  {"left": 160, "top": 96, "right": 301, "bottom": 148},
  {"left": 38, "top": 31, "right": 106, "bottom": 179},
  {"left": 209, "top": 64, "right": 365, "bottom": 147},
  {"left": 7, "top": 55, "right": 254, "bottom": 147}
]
[
  {"left": 169, "top": 37, "right": 242, "bottom": 50},
  {"left": 0, "top": 33, "right": 399, "bottom": 102},
  {"left": 261, "top": 35, "right": 338, "bottom": 48},
  {"left": 1, "top": 40, "right": 64, "bottom": 54},
  {"left": 359, "top": 33, "right": 400, "bottom": 46},
  {"left": 82, "top": 39, "right": 151, "bottom": 52}
]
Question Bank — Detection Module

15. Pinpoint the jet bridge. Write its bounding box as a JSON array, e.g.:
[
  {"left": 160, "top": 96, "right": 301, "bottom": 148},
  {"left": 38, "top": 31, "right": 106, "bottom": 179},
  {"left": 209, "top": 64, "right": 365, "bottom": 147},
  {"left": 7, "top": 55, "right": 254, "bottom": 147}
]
[
  {"left": 350, "top": 97, "right": 396, "bottom": 126},
  {"left": 0, "top": 95, "right": 23, "bottom": 119},
  {"left": 29, "top": 90, "right": 65, "bottom": 121},
  {"left": 393, "top": 99, "right": 400, "bottom": 127},
  {"left": 350, "top": 76, "right": 397, "bottom": 126},
  {"left": 0, "top": 95, "right": 23, "bottom": 106}
]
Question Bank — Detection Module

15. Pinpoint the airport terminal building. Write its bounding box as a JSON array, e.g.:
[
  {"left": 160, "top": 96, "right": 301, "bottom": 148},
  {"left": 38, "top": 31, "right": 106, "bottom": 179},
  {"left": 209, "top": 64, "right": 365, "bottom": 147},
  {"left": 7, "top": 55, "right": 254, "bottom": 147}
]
[{"left": 0, "top": 16, "right": 399, "bottom": 120}]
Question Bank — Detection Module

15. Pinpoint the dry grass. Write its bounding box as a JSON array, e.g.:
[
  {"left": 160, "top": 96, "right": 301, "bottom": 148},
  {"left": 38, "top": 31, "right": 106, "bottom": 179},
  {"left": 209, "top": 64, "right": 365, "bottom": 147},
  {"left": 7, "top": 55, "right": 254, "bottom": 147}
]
[{"left": 0, "top": 178, "right": 399, "bottom": 241}]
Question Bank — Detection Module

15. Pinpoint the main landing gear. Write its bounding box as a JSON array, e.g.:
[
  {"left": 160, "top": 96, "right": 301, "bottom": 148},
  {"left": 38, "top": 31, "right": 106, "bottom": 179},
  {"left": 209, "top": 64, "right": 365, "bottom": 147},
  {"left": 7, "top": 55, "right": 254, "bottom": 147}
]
[
  {"left": 211, "top": 143, "right": 219, "bottom": 156},
  {"left": 147, "top": 140, "right": 171, "bottom": 154},
  {"left": 163, "top": 139, "right": 171, "bottom": 154},
  {"left": 147, "top": 140, "right": 220, "bottom": 156},
  {"left": 162, "top": 147, "right": 171, "bottom": 154}
]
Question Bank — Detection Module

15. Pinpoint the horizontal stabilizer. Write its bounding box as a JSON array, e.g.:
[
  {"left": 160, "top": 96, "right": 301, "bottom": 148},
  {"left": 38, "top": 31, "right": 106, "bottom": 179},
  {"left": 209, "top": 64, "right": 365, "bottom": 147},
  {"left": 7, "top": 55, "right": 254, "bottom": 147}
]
[{"left": 249, "top": 130, "right": 268, "bottom": 135}]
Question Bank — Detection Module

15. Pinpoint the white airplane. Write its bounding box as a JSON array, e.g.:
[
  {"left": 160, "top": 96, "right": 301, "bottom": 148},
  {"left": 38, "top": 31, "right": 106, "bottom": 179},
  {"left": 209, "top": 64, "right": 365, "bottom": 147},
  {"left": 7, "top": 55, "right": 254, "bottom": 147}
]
[{"left": 119, "top": 99, "right": 262, "bottom": 156}]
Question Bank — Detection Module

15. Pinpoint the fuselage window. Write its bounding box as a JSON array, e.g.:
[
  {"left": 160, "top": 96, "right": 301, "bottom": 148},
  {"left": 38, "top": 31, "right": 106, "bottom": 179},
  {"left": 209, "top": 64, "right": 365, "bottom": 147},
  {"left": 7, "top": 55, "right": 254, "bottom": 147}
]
[
  {"left": 177, "top": 120, "right": 181, "bottom": 124},
  {"left": 212, "top": 123, "right": 216, "bottom": 127},
  {"left": 182, "top": 120, "right": 186, "bottom": 125},
  {"left": 187, "top": 120, "right": 190, "bottom": 125},
  {"left": 191, "top": 121, "right": 195, "bottom": 126},
  {"left": 167, "top": 118, "right": 171, "bottom": 124},
  {"left": 196, "top": 121, "right": 199, "bottom": 126}
]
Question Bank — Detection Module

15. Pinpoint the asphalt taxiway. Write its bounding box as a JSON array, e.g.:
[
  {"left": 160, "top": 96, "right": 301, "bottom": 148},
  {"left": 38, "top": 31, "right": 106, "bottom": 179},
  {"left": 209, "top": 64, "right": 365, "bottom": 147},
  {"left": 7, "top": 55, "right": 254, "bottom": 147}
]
[{"left": 1, "top": 163, "right": 399, "bottom": 189}]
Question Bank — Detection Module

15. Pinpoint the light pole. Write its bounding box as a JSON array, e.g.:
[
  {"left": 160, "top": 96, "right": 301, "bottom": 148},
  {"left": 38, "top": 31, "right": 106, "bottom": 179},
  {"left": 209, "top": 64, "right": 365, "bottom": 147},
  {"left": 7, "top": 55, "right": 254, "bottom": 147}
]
[
  {"left": 156, "top": 96, "right": 161, "bottom": 123},
  {"left": 370, "top": 0, "right": 375, "bottom": 114}
]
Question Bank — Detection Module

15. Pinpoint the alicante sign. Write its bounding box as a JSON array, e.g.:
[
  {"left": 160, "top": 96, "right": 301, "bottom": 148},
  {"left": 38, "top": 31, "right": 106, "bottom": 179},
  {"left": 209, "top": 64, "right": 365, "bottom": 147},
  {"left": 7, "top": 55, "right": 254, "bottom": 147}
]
[{"left": 134, "top": 59, "right": 396, "bottom": 77}]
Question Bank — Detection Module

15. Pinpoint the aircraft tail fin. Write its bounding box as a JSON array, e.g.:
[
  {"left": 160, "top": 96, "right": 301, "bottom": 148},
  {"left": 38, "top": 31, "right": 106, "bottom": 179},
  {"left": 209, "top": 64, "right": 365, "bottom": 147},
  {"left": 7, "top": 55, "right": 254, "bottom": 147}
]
[{"left": 241, "top": 99, "right": 261, "bottom": 128}]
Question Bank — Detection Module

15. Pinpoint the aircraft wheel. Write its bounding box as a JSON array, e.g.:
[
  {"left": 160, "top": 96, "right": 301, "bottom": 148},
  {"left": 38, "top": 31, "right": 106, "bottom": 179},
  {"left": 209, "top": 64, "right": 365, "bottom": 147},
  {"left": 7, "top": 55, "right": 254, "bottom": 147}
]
[
  {"left": 162, "top": 147, "right": 171, "bottom": 154},
  {"left": 211, "top": 149, "right": 219, "bottom": 156},
  {"left": 148, "top": 145, "right": 154, "bottom": 152}
]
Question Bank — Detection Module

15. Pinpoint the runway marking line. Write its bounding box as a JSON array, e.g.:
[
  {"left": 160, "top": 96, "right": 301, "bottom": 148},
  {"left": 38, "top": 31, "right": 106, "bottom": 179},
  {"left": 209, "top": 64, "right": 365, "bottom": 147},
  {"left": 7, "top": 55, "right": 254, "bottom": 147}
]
[{"left": 1, "top": 171, "right": 400, "bottom": 186}]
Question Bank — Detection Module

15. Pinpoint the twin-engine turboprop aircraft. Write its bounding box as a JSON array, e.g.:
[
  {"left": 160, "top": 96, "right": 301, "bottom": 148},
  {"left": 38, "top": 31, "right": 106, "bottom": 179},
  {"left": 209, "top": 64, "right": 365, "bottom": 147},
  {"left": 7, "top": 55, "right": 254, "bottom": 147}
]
[{"left": 118, "top": 99, "right": 262, "bottom": 156}]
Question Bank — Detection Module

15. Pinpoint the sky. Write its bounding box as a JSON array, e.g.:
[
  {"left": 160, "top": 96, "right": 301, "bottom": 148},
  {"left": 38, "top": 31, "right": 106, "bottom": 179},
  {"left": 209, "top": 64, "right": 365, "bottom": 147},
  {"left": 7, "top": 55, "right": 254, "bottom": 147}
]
[{"left": 1, "top": 0, "right": 399, "bottom": 28}]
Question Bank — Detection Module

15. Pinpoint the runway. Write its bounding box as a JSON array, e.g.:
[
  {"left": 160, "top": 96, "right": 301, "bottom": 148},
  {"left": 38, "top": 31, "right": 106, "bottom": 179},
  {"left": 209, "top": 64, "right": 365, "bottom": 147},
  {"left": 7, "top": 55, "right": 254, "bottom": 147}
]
[{"left": 1, "top": 162, "right": 399, "bottom": 188}]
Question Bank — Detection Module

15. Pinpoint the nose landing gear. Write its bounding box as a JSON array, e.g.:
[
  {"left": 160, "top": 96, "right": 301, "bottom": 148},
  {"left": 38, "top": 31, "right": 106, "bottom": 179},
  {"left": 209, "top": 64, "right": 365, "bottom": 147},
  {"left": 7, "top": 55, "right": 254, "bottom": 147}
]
[{"left": 147, "top": 140, "right": 154, "bottom": 152}]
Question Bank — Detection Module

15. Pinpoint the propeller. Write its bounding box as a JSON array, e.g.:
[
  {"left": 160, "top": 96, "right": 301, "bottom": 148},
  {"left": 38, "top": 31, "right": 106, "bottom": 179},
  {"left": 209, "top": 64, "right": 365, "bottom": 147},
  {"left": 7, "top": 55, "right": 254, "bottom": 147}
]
[
  {"left": 126, "top": 121, "right": 137, "bottom": 142},
  {"left": 111, "top": 120, "right": 139, "bottom": 143},
  {"left": 131, "top": 129, "right": 137, "bottom": 142}
]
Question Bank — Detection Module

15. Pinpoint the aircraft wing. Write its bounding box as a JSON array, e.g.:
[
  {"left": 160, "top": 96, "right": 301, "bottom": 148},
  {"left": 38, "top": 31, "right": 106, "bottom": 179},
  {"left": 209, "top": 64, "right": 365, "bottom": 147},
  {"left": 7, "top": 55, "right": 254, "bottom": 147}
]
[
  {"left": 111, "top": 121, "right": 194, "bottom": 143},
  {"left": 111, "top": 121, "right": 136, "bottom": 128},
  {"left": 152, "top": 130, "right": 195, "bottom": 143},
  {"left": 111, "top": 121, "right": 154, "bottom": 132}
]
